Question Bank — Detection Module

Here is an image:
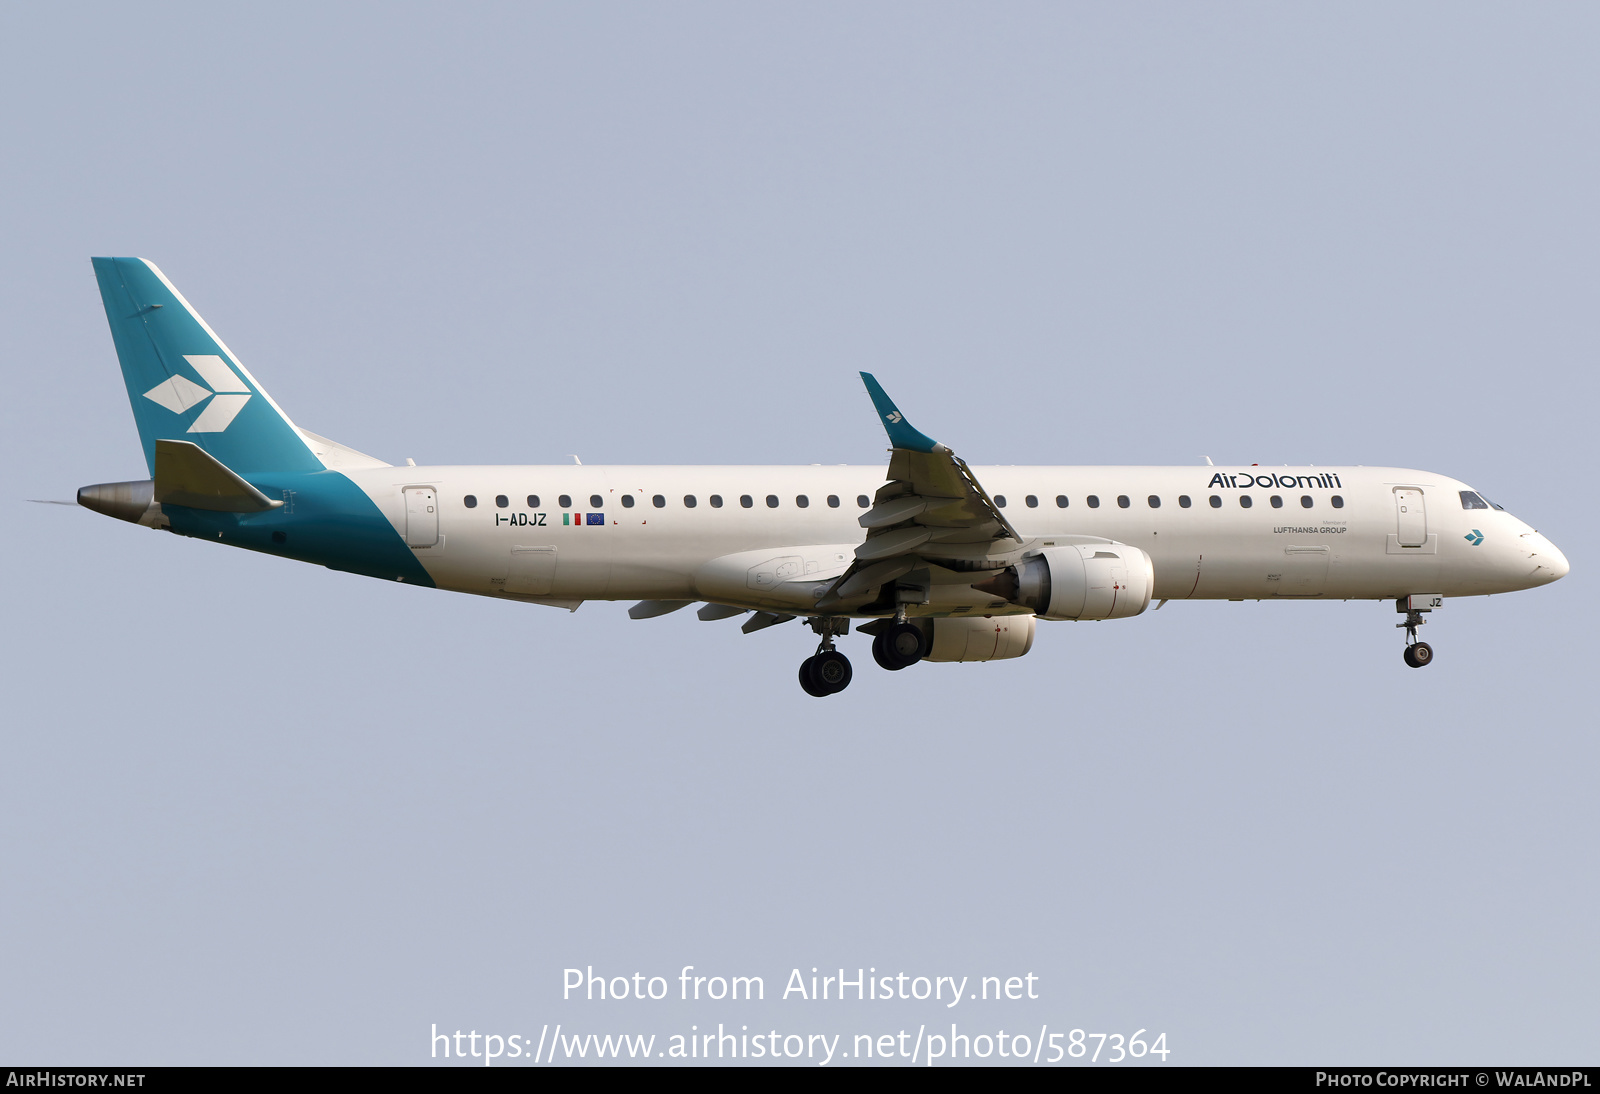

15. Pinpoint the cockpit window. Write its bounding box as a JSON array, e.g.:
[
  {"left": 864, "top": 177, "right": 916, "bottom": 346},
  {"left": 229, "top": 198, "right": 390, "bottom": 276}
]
[{"left": 1460, "top": 491, "right": 1490, "bottom": 510}]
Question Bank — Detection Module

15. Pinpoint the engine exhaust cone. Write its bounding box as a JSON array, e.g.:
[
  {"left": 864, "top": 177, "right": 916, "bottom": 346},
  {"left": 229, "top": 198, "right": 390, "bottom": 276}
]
[{"left": 971, "top": 569, "right": 1019, "bottom": 601}]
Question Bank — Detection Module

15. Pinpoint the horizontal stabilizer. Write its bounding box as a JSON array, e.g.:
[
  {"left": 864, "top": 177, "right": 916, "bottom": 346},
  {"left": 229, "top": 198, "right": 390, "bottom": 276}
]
[{"left": 154, "top": 439, "right": 283, "bottom": 512}]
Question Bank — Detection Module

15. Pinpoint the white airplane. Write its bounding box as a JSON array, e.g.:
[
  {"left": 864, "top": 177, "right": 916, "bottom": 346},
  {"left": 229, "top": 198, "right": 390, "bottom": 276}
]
[{"left": 76, "top": 258, "right": 1570, "bottom": 695}]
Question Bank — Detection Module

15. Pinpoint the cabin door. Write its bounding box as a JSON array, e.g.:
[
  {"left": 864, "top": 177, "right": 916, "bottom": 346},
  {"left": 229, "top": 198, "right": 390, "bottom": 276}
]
[
  {"left": 404, "top": 487, "right": 438, "bottom": 548},
  {"left": 1393, "top": 488, "right": 1427, "bottom": 548}
]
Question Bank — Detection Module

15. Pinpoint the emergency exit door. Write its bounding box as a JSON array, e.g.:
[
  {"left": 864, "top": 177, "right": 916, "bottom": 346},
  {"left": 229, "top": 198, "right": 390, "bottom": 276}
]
[
  {"left": 1393, "top": 488, "right": 1427, "bottom": 548},
  {"left": 404, "top": 487, "right": 438, "bottom": 547}
]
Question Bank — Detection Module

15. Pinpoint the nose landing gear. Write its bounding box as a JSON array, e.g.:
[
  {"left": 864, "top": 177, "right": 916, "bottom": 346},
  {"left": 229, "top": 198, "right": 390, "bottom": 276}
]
[
  {"left": 1396, "top": 595, "right": 1441, "bottom": 669},
  {"left": 799, "top": 618, "right": 853, "bottom": 697}
]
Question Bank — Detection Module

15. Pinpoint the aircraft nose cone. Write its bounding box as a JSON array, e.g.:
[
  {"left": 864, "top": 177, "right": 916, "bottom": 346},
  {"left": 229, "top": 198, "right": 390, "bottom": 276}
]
[{"left": 1527, "top": 533, "right": 1570, "bottom": 583}]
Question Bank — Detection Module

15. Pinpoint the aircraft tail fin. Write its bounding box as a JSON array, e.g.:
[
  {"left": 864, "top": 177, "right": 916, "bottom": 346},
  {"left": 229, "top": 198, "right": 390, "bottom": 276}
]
[{"left": 91, "top": 258, "right": 324, "bottom": 476}]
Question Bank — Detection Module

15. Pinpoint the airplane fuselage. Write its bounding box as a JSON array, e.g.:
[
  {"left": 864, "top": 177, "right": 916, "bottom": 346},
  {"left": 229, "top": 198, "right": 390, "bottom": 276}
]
[{"left": 290, "top": 463, "right": 1565, "bottom": 610}]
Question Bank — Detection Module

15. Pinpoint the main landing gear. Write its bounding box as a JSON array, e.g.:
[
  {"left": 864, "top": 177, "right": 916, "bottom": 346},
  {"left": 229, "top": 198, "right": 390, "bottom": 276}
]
[
  {"left": 794, "top": 614, "right": 930, "bottom": 695},
  {"left": 1396, "top": 596, "right": 1440, "bottom": 669},
  {"left": 799, "top": 618, "right": 853, "bottom": 697},
  {"left": 871, "top": 620, "right": 928, "bottom": 672}
]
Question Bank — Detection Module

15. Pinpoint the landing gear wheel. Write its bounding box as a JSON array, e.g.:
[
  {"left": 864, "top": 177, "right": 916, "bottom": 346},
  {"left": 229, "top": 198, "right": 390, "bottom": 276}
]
[
  {"left": 1403, "top": 642, "right": 1434, "bottom": 669},
  {"left": 811, "top": 651, "right": 853, "bottom": 694},
  {"left": 872, "top": 622, "right": 927, "bottom": 671},
  {"left": 798, "top": 655, "right": 828, "bottom": 696},
  {"left": 799, "top": 651, "right": 852, "bottom": 696},
  {"left": 870, "top": 632, "right": 899, "bottom": 671}
]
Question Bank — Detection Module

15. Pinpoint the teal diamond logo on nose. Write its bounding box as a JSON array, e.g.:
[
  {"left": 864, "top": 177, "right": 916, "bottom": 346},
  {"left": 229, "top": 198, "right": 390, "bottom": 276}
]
[{"left": 1465, "top": 529, "right": 1484, "bottom": 546}]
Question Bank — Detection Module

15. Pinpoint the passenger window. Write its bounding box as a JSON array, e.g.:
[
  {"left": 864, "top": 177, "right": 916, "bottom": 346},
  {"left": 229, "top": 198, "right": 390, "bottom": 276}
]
[
  {"left": 464, "top": 495, "right": 478, "bottom": 508},
  {"left": 1460, "top": 491, "right": 1490, "bottom": 510},
  {"left": 1148, "top": 495, "right": 1160, "bottom": 508},
  {"left": 766, "top": 495, "right": 779, "bottom": 508},
  {"left": 621, "top": 495, "right": 634, "bottom": 508},
  {"left": 1056, "top": 495, "right": 1068, "bottom": 508},
  {"left": 1331, "top": 495, "right": 1344, "bottom": 509},
  {"left": 590, "top": 494, "right": 603, "bottom": 509},
  {"left": 796, "top": 495, "right": 809, "bottom": 508},
  {"left": 1209, "top": 495, "right": 1221, "bottom": 508},
  {"left": 994, "top": 495, "right": 1007, "bottom": 507},
  {"left": 857, "top": 495, "right": 870, "bottom": 508},
  {"left": 1240, "top": 495, "right": 1253, "bottom": 508},
  {"left": 558, "top": 494, "right": 571, "bottom": 509},
  {"left": 1179, "top": 495, "right": 1192, "bottom": 508},
  {"left": 1087, "top": 495, "right": 1100, "bottom": 508},
  {"left": 527, "top": 494, "right": 540, "bottom": 508},
  {"left": 1270, "top": 495, "right": 1283, "bottom": 508},
  {"left": 1025, "top": 495, "right": 1038, "bottom": 508},
  {"left": 1301, "top": 495, "right": 1313, "bottom": 508},
  {"left": 710, "top": 495, "right": 723, "bottom": 508},
  {"left": 652, "top": 495, "right": 665, "bottom": 508},
  {"left": 683, "top": 495, "right": 697, "bottom": 508},
  {"left": 827, "top": 495, "right": 840, "bottom": 508},
  {"left": 494, "top": 495, "right": 508, "bottom": 509},
  {"left": 1117, "top": 495, "right": 1130, "bottom": 508},
  {"left": 741, "top": 495, "right": 754, "bottom": 508}
]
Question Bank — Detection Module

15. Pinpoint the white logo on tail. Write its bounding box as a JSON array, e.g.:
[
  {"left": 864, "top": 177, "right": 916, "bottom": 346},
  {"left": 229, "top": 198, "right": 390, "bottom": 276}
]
[
  {"left": 142, "top": 355, "right": 252, "bottom": 432},
  {"left": 886, "top": 411, "right": 903, "bottom": 424}
]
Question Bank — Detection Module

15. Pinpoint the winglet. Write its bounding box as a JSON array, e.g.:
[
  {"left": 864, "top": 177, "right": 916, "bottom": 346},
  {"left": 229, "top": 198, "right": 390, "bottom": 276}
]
[{"left": 859, "top": 372, "right": 940, "bottom": 453}]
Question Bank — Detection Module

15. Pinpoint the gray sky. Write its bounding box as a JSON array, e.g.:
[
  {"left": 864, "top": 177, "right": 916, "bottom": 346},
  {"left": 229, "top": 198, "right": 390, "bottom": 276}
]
[{"left": 1, "top": 2, "right": 1595, "bottom": 1065}]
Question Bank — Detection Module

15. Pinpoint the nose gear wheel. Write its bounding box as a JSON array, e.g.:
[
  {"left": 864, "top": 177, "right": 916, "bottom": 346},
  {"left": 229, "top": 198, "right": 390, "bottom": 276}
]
[
  {"left": 1396, "top": 608, "right": 1435, "bottom": 669},
  {"left": 1402, "top": 641, "right": 1434, "bottom": 668}
]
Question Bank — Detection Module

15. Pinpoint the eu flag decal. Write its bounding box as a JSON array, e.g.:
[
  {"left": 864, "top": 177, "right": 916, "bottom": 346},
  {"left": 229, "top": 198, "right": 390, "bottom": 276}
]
[{"left": 586, "top": 513, "right": 604, "bottom": 526}]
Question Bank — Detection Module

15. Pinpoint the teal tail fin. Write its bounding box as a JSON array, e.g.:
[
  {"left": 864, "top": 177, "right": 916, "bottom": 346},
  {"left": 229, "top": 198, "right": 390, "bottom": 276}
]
[{"left": 91, "top": 258, "right": 323, "bottom": 475}]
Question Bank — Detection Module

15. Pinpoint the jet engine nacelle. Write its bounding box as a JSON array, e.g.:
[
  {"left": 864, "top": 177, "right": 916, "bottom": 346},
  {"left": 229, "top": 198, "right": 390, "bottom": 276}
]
[
  {"left": 922, "top": 614, "right": 1035, "bottom": 662},
  {"left": 976, "top": 543, "right": 1154, "bottom": 620}
]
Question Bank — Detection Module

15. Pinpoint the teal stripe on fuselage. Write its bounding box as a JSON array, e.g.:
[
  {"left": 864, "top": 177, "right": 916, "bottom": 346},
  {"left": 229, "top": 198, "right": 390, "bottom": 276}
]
[{"left": 162, "top": 469, "right": 434, "bottom": 586}]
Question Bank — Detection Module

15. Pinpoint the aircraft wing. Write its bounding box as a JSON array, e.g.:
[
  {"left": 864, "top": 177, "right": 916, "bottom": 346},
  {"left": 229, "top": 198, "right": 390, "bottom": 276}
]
[{"left": 816, "top": 373, "right": 1023, "bottom": 610}]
